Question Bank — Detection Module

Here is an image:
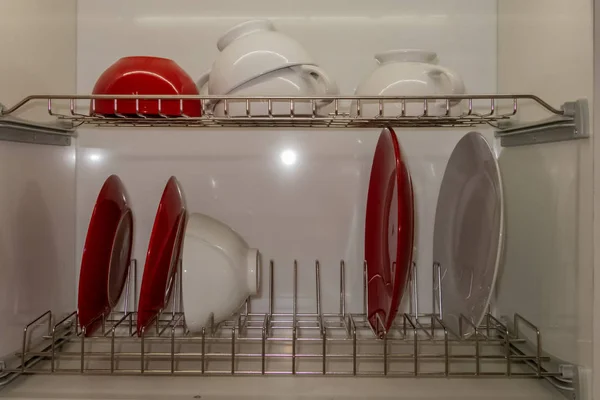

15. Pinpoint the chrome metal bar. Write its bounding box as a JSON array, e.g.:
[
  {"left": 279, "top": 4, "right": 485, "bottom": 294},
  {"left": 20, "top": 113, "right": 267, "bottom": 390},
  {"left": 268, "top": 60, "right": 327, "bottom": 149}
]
[
  {"left": 322, "top": 324, "right": 327, "bottom": 375},
  {"left": 433, "top": 262, "right": 443, "bottom": 319},
  {"left": 80, "top": 327, "right": 85, "bottom": 373},
  {"left": 132, "top": 259, "right": 138, "bottom": 312},
  {"left": 269, "top": 260, "right": 274, "bottom": 315},
  {"left": 340, "top": 260, "right": 346, "bottom": 316},
  {"left": 514, "top": 313, "right": 542, "bottom": 377},
  {"left": 51, "top": 311, "right": 76, "bottom": 372},
  {"left": 432, "top": 315, "right": 450, "bottom": 376},
  {"left": 201, "top": 328, "right": 206, "bottom": 374},
  {"left": 231, "top": 327, "right": 235, "bottom": 375},
  {"left": 123, "top": 260, "right": 133, "bottom": 314},
  {"left": 293, "top": 260, "right": 298, "bottom": 327},
  {"left": 140, "top": 326, "right": 145, "bottom": 374},
  {"left": 410, "top": 261, "right": 418, "bottom": 317},
  {"left": 460, "top": 315, "right": 480, "bottom": 375},
  {"left": 292, "top": 326, "right": 297, "bottom": 374},
  {"left": 403, "top": 314, "right": 419, "bottom": 376},
  {"left": 315, "top": 260, "right": 321, "bottom": 315},
  {"left": 21, "top": 310, "right": 52, "bottom": 373},
  {"left": 110, "top": 312, "right": 133, "bottom": 373},
  {"left": 487, "top": 314, "right": 512, "bottom": 376},
  {"left": 350, "top": 315, "right": 357, "bottom": 376},
  {"left": 261, "top": 315, "right": 267, "bottom": 374},
  {"left": 363, "top": 261, "right": 367, "bottom": 315}
]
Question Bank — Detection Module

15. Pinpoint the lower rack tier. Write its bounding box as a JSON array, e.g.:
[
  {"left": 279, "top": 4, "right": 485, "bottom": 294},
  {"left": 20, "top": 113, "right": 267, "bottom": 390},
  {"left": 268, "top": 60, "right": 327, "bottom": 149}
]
[
  {"left": 5, "top": 310, "right": 566, "bottom": 379},
  {"left": 0, "top": 258, "right": 577, "bottom": 400}
]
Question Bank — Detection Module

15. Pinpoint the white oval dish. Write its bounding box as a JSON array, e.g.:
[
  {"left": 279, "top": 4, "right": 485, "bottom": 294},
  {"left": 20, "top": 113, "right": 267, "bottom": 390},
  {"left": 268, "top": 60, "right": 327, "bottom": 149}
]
[
  {"left": 353, "top": 49, "right": 466, "bottom": 117},
  {"left": 197, "top": 19, "right": 318, "bottom": 96},
  {"left": 210, "top": 65, "right": 338, "bottom": 117},
  {"left": 182, "top": 213, "right": 260, "bottom": 332}
]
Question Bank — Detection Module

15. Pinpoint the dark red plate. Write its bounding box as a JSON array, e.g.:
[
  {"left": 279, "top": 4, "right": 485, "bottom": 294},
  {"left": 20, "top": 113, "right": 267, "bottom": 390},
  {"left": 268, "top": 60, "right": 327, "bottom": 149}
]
[
  {"left": 137, "top": 177, "right": 187, "bottom": 335},
  {"left": 365, "top": 127, "right": 414, "bottom": 337},
  {"left": 78, "top": 175, "right": 133, "bottom": 336}
]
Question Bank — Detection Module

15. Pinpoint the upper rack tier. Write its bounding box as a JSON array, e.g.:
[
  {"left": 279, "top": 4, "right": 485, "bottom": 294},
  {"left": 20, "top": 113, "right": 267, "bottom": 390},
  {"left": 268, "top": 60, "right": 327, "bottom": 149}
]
[{"left": 0, "top": 94, "right": 571, "bottom": 129}]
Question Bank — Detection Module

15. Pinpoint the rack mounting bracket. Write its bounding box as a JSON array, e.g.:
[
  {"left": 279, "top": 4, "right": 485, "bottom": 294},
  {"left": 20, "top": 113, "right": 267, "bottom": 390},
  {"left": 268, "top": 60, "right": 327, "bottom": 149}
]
[
  {"left": 495, "top": 99, "right": 588, "bottom": 147},
  {"left": 0, "top": 103, "right": 75, "bottom": 146}
]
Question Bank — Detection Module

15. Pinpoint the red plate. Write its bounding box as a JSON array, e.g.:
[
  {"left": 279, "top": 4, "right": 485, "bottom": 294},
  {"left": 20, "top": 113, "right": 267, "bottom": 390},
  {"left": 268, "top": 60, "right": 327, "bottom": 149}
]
[
  {"left": 137, "top": 177, "right": 187, "bottom": 335},
  {"left": 365, "top": 127, "right": 414, "bottom": 337},
  {"left": 78, "top": 175, "right": 133, "bottom": 336}
]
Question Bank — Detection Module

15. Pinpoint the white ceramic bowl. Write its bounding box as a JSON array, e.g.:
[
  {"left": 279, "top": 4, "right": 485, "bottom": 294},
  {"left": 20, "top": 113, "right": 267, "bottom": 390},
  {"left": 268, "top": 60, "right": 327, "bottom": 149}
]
[
  {"left": 353, "top": 49, "right": 466, "bottom": 117},
  {"left": 182, "top": 213, "right": 260, "bottom": 332},
  {"left": 209, "top": 65, "right": 338, "bottom": 117},
  {"left": 197, "top": 19, "right": 318, "bottom": 95}
]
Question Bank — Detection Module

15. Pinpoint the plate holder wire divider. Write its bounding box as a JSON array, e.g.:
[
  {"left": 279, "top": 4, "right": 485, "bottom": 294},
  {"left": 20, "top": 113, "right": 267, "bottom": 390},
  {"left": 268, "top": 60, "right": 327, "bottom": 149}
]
[{"left": 2, "top": 258, "right": 574, "bottom": 397}]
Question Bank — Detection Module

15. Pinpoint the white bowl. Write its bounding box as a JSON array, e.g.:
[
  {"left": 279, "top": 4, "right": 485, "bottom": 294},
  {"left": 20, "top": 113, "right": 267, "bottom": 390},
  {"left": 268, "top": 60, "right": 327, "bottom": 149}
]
[
  {"left": 210, "top": 65, "right": 338, "bottom": 117},
  {"left": 197, "top": 19, "right": 318, "bottom": 95},
  {"left": 182, "top": 213, "right": 260, "bottom": 332},
  {"left": 352, "top": 49, "right": 466, "bottom": 117}
]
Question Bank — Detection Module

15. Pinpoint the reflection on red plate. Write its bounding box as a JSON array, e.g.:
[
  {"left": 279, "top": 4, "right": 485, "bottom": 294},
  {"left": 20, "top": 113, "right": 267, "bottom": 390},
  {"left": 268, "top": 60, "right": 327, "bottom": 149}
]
[
  {"left": 137, "top": 177, "right": 187, "bottom": 335},
  {"left": 78, "top": 175, "right": 133, "bottom": 336},
  {"left": 365, "top": 127, "right": 414, "bottom": 337},
  {"left": 92, "top": 56, "right": 201, "bottom": 117}
]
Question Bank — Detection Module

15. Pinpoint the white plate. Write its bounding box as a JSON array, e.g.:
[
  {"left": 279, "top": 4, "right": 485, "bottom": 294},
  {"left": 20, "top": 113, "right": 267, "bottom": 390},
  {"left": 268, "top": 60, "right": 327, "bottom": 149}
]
[{"left": 433, "top": 131, "right": 504, "bottom": 338}]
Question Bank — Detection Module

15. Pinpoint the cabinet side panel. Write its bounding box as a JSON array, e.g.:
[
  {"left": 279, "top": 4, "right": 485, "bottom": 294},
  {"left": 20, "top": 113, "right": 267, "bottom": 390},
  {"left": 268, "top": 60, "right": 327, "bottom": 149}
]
[
  {"left": 0, "top": 0, "right": 77, "bottom": 360},
  {"left": 497, "top": 0, "right": 593, "bottom": 370}
]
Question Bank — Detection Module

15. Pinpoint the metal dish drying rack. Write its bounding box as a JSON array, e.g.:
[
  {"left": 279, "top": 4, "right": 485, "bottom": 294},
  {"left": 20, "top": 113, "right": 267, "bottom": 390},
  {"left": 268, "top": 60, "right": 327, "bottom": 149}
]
[
  {"left": 0, "top": 93, "right": 575, "bottom": 129},
  {"left": 0, "top": 259, "right": 575, "bottom": 397}
]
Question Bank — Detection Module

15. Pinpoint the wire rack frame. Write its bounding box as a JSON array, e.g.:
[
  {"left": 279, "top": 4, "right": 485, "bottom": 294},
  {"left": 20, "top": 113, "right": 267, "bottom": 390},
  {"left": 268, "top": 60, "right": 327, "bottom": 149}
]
[
  {"left": 0, "top": 257, "right": 574, "bottom": 397},
  {"left": 0, "top": 94, "right": 566, "bottom": 129}
]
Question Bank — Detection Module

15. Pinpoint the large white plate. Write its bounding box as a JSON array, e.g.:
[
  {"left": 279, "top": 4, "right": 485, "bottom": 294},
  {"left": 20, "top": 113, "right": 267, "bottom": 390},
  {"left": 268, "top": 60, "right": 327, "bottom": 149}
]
[{"left": 433, "top": 131, "right": 504, "bottom": 338}]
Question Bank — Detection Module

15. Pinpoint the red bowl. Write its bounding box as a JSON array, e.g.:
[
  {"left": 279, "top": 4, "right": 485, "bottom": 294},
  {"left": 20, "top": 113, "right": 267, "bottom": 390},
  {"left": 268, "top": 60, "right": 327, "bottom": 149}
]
[{"left": 91, "top": 56, "right": 201, "bottom": 117}]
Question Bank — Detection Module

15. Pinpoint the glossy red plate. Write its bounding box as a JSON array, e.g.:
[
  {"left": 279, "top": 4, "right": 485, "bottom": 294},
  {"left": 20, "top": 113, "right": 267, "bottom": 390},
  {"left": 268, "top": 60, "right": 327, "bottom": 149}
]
[
  {"left": 92, "top": 56, "right": 201, "bottom": 117},
  {"left": 137, "top": 177, "right": 187, "bottom": 335},
  {"left": 78, "top": 175, "right": 133, "bottom": 336},
  {"left": 365, "top": 127, "right": 414, "bottom": 337}
]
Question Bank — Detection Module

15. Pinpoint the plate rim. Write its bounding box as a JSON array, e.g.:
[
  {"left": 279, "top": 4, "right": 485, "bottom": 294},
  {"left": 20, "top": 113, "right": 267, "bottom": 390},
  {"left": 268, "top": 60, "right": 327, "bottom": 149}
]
[
  {"left": 434, "top": 131, "right": 505, "bottom": 338},
  {"left": 137, "top": 176, "right": 187, "bottom": 335},
  {"left": 365, "top": 126, "right": 415, "bottom": 336},
  {"left": 78, "top": 174, "right": 132, "bottom": 336}
]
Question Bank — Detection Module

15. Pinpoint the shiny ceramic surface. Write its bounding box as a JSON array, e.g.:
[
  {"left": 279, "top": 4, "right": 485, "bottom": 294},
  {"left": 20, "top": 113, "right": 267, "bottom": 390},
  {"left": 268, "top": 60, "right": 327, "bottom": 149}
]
[
  {"left": 354, "top": 50, "right": 466, "bottom": 117},
  {"left": 78, "top": 175, "right": 133, "bottom": 335},
  {"left": 198, "top": 19, "right": 321, "bottom": 95},
  {"left": 77, "top": 0, "right": 498, "bottom": 320},
  {"left": 433, "top": 132, "right": 504, "bottom": 338},
  {"left": 365, "top": 127, "right": 414, "bottom": 336},
  {"left": 92, "top": 56, "right": 201, "bottom": 117},
  {"left": 211, "top": 65, "right": 338, "bottom": 117},
  {"left": 137, "top": 177, "right": 187, "bottom": 335},
  {"left": 182, "top": 213, "right": 260, "bottom": 332}
]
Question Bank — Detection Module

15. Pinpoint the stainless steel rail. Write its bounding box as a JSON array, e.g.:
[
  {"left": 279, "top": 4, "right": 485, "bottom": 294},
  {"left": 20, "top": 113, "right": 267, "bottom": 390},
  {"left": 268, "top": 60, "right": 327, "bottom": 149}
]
[{"left": 0, "top": 94, "right": 565, "bottom": 129}]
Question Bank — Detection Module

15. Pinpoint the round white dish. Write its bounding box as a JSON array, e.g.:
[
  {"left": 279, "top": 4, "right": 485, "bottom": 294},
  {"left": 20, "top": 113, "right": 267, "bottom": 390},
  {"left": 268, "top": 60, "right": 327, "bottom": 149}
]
[
  {"left": 182, "top": 213, "right": 260, "bottom": 332},
  {"left": 209, "top": 65, "right": 338, "bottom": 117},
  {"left": 433, "top": 131, "right": 504, "bottom": 338},
  {"left": 353, "top": 49, "right": 466, "bottom": 117},
  {"left": 197, "top": 19, "right": 319, "bottom": 96}
]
